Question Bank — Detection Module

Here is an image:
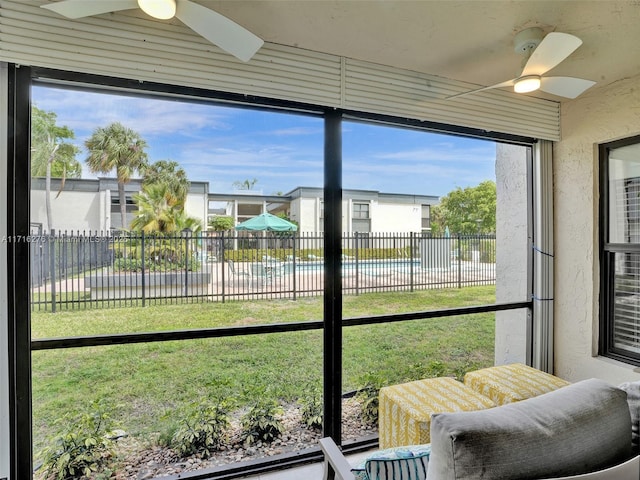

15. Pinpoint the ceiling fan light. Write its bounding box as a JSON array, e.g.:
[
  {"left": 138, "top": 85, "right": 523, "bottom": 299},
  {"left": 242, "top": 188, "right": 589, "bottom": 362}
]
[
  {"left": 514, "top": 75, "right": 541, "bottom": 93},
  {"left": 138, "top": 0, "right": 176, "bottom": 20}
]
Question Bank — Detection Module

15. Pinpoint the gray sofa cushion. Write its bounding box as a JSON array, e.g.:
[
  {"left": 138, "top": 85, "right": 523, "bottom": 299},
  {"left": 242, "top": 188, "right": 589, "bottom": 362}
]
[
  {"left": 618, "top": 380, "right": 640, "bottom": 453},
  {"left": 426, "top": 378, "right": 632, "bottom": 480}
]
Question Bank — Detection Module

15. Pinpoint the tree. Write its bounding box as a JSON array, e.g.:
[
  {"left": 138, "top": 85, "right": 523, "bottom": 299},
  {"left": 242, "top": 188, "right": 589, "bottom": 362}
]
[
  {"left": 431, "top": 180, "right": 496, "bottom": 235},
  {"left": 142, "top": 160, "right": 189, "bottom": 206},
  {"left": 233, "top": 178, "right": 258, "bottom": 190},
  {"left": 208, "top": 216, "right": 235, "bottom": 231},
  {"left": 85, "top": 122, "right": 148, "bottom": 229},
  {"left": 31, "top": 106, "right": 81, "bottom": 231},
  {"left": 130, "top": 184, "right": 181, "bottom": 234},
  {"left": 131, "top": 183, "right": 202, "bottom": 234},
  {"left": 174, "top": 211, "right": 203, "bottom": 234}
]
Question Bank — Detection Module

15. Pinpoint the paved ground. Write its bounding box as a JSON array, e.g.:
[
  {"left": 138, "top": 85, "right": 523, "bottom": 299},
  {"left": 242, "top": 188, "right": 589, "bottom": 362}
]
[{"left": 31, "top": 259, "right": 495, "bottom": 307}]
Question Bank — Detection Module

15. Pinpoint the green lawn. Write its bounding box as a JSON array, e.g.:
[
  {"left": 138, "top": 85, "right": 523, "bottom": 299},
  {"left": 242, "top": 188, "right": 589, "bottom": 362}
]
[{"left": 31, "top": 286, "right": 496, "bottom": 455}]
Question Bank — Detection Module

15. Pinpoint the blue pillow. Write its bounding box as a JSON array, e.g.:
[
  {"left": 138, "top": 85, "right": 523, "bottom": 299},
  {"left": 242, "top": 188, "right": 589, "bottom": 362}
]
[{"left": 351, "top": 444, "right": 431, "bottom": 480}]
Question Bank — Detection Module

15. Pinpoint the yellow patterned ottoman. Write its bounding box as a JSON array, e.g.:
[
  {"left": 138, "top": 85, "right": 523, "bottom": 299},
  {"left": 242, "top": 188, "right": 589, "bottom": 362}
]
[
  {"left": 378, "top": 376, "right": 496, "bottom": 449},
  {"left": 463, "top": 363, "right": 570, "bottom": 405}
]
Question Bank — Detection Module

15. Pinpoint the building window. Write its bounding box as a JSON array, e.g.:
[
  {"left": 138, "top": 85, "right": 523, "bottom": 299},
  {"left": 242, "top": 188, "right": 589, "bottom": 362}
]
[
  {"left": 110, "top": 195, "right": 136, "bottom": 210},
  {"left": 600, "top": 135, "right": 640, "bottom": 365},
  {"left": 352, "top": 202, "right": 369, "bottom": 219},
  {"left": 421, "top": 204, "right": 431, "bottom": 230}
]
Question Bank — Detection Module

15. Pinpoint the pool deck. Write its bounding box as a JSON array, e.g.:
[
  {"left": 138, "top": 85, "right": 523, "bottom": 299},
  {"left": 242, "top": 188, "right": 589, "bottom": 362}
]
[{"left": 31, "top": 259, "right": 495, "bottom": 301}]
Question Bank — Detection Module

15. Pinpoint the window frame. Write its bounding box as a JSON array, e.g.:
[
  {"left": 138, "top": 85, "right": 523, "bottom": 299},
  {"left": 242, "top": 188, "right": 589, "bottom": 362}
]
[
  {"left": 352, "top": 202, "right": 370, "bottom": 219},
  {"left": 8, "top": 64, "right": 537, "bottom": 479},
  {"left": 599, "top": 134, "right": 640, "bottom": 366},
  {"left": 421, "top": 204, "right": 431, "bottom": 230}
]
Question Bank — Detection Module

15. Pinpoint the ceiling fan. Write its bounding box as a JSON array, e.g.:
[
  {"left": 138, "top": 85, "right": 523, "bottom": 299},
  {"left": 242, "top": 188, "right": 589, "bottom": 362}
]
[
  {"left": 448, "top": 27, "right": 595, "bottom": 100},
  {"left": 40, "top": 0, "right": 264, "bottom": 62}
]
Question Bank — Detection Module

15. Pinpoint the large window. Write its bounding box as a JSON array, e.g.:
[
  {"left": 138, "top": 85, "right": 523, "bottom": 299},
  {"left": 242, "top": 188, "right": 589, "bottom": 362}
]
[
  {"left": 29, "top": 81, "right": 327, "bottom": 477},
  {"left": 340, "top": 119, "right": 531, "bottom": 442},
  {"left": 8, "top": 65, "right": 535, "bottom": 479},
  {"left": 600, "top": 135, "right": 640, "bottom": 365}
]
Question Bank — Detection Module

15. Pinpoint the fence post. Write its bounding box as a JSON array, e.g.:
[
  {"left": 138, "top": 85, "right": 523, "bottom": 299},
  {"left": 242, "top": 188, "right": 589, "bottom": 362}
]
[
  {"left": 354, "top": 232, "right": 359, "bottom": 296},
  {"left": 183, "top": 229, "right": 191, "bottom": 299},
  {"left": 457, "top": 235, "right": 462, "bottom": 289},
  {"left": 49, "top": 229, "right": 57, "bottom": 313},
  {"left": 141, "top": 231, "right": 146, "bottom": 308},
  {"left": 292, "top": 234, "right": 297, "bottom": 301},
  {"left": 410, "top": 232, "right": 415, "bottom": 292},
  {"left": 221, "top": 232, "right": 226, "bottom": 303}
]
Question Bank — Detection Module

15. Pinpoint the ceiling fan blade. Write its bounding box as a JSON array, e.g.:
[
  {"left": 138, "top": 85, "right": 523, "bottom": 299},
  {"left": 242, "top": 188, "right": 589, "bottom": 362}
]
[
  {"left": 41, "top": 0, "right": 138, "bottom": 19},
  {"left": 447, "top": 79, "right": 516, "bottom": 99},
  {"left": 175, "top": 0, "right": 264, "bottom": 62},
  {"left": 521, "top": 32, "right": 582, "bottom": 77},
  {"left": 539, "top": 76, "right": 596, "bottom": 99}
]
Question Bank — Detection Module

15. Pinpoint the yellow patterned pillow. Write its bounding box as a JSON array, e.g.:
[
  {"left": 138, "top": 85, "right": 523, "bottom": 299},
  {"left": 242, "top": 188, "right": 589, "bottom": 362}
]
[{"left": 463, "top": 363, "right": 570, "bottom": 405}]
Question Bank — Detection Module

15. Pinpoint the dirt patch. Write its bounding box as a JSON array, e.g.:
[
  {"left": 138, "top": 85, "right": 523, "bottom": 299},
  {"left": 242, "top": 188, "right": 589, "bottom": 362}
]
[{"left": 104, "top": 398, "right": 375, "bottom": 479}]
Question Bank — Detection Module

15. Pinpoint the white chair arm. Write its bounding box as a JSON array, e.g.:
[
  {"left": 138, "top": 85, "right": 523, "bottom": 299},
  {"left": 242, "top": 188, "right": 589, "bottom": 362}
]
[
  {"left": 544, "top": 455, "right": 639, "bottom": 480},
  {"left": 320, "top": 437, "right": 356, "bottom": 480}
]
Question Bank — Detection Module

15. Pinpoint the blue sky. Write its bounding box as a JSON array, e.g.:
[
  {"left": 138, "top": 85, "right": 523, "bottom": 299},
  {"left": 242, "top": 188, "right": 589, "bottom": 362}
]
[{"left": 33, "top": 85, "right": 496, "bottom": 197}]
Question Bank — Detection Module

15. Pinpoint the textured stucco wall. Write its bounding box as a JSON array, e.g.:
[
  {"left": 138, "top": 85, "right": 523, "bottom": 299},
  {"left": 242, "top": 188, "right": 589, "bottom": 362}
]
[
  {"left": 555, "top": 74, "right": 640, "bottom": 384},
  {"left": 184, "top": 193, "right": 208, "bottom": 229},
  {"left": 370, "top": 202, "right": 421, "bottom": 232},
  {"left": 30, "top": 189, "right": 103, "bottom": 232},
  {"left": 295, "top": 197, "right": 320, "bottom": 232},
  {"left": 495, "top": 143, "right": 530, "bottom": 365}
]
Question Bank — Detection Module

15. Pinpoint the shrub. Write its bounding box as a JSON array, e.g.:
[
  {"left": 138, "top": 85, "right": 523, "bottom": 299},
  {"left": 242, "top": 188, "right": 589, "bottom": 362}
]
[
  {"left": 355, "top": 372, "right": 386, "bottom": 425},
  {"left": 241, "top": 398, "right": 285, "bottom": 445},
  {"left": 172, "top": 400, "right": 231, "bottom": 458},
  {"left": 405, "top": 359, "right": 447, "bottom": 381},
  {"left": 39, "top": 401, "right": 117, "bottom": 480},
  {"left": 299, "top": 386, "right": 323, "bottom": 430},
  {"left": 156, "top": 424, "right": 178, "bottom": 449},
  {"left": 208, "top": 215, "right": 235, "bottom": 231},
  {"left": 113, "top": 257, "right": 143, "bottom": 272}
]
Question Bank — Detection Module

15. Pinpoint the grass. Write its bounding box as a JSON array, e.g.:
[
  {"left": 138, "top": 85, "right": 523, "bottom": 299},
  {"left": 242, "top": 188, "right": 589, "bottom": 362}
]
[{"left": 31, "top": 285, "right": 496, "bottom": 458}]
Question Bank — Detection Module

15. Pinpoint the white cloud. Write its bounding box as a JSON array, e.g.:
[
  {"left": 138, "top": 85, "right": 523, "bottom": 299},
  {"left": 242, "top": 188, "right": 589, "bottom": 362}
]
[
  {"left": 33, "top": 86, "right": 234, "bottom": 138},
  {"left": 270, "top": 126, "right": 323, "bottom": 136},
  {"left": 32, "top": 84, "right": 503, "bottom": 197}
]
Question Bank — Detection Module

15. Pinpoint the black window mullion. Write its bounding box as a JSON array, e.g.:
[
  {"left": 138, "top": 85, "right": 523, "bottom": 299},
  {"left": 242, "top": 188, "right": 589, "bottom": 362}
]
[
  {"left": 323, "top": 111, "right": 343, "bottom": 445},
  {"left": 7, "top": 63, "right": 34, "bottom": 480}
]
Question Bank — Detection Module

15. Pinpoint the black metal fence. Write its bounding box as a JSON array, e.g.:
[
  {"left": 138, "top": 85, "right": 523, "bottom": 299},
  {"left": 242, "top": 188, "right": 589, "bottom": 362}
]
[{"left": 30, "top": 231, "right": 496, "bottom": 311}]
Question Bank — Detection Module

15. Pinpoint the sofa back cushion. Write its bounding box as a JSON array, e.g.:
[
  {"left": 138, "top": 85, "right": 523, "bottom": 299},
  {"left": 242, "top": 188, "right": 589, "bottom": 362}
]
[
  {"left": 426, "top": 378, "right": 632, "bottom": 480},
  {"left": 618, "top": 380, "right": 640, "bottom": 454}
]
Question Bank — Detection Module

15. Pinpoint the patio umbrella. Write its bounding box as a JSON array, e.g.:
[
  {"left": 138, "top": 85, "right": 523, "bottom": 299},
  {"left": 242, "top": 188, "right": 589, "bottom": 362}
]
[{"left": 234, "top": 212, "right": 298, "bottom": 232}]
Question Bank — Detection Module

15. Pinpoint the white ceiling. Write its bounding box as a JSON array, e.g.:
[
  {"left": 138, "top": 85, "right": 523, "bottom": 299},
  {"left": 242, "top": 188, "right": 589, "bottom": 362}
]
[{"left": 204, "top": 0, "right": 640, "bottom": 102}]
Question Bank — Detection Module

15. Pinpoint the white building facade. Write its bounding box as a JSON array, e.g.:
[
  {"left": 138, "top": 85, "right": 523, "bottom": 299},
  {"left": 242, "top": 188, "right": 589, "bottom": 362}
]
[
  {"left": 288, "top": 186, "right": 437, "bottom": 233},
  {"left": 32, "top": 179, "right": 439, "bottom": 235},
  {"left": 30, "top": 177, "right": 209, "bottom": 233}
]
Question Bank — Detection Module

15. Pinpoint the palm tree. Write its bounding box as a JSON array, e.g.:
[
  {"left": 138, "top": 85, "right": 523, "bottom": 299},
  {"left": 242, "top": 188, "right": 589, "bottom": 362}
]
[
  {"left": 130, "top": 184, "right": 182, "bottom": 234},
  {"left": 31, "top": 106, "right": 81, "bottom": 232},
  {"left": 85, "top": 122, "right": 148, "bottom": 229},
  {"left": 174, "top": 212, "right": 202, "bottom": 234},
  {"left": 233, "top": 178, "right": 258, "bottom": 190},
  {"left": 142, "top": 160, "right": 189, "bottom": 206},
  {"left": 131, "top": 183, "right": 203, "bottom": 268},
  {"left": 131, "top": 184, "right": 202, "bottom": 234}
]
